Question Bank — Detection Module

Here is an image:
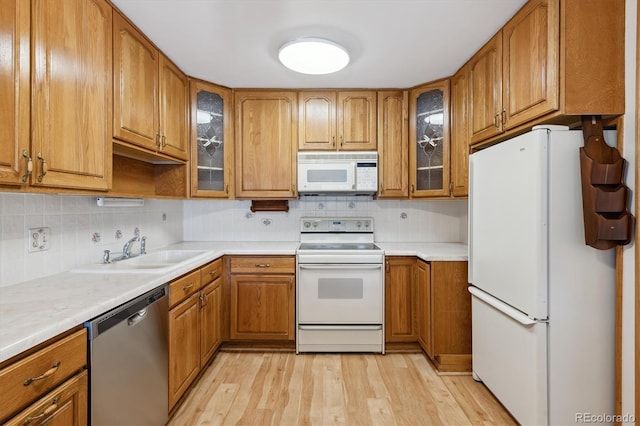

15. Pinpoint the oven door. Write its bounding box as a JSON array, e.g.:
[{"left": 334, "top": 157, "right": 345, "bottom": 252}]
[{"left": 297, "top": 263, "right": 383, "bottom": 324}]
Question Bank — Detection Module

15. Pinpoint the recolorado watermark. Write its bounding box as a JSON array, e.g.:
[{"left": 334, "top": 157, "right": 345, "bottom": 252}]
[{"left": 575, "top": 412, "right": 635, "bottom": 423}]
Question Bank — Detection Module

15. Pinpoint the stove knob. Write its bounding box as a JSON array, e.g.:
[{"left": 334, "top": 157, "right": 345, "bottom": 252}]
[
  {"left": 303, "top": 221, "right": 311, "bottom": 229},
  {"left": 312, "top": 222, "right": 318, "bottom": 228},
  {"left": 356, "top": 221, "right": 362, "bottom": 228},
  {"left": 364, "top": 221, "right": 370, "bottom": 228}
]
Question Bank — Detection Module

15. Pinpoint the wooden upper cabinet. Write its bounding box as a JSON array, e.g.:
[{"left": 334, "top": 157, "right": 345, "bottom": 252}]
[
  {"left": 113, "top": 12, "right": 188, "bottom": 161},
  {"left": 234, "top": 91, "right": 297, "bottom": 199},
  {"left": 30, "top": 0, "right": 112, "bottom": 190},
  {"left": 337, "top": 91, "right": 377, "bottom": 150},
  {"left": 113, "top": 12, "right": 158, "bottom": 151},
  {"left": 409, "top": 79, "right": 450, "bottom": 198},
  {"left": 0, "top": 0, "right": 29, "bottom": 186},
  {"left": 190, "top": 80, "right": 234, "bottom": 198},
  {"left": 158, "top": 55, "right": 189, "bottom": 160},
  {"left": 469, "top": 0, "right": 624, "bottom": 146},
  {"left": 298, "top": 91, "right": 337, "bottom": 150},
  {"left": 502, "top": 0, "right": 558, "bottom": 130},
  {"left": 450, "top": 66, "right": 469, "bottom": 197},
  {"left": 377, "top": 90, "right": 408, "bottom": 198},
  {"left": 468, "top": 31, "right": 503, "bottom": 144},
  {"left": 298, "top": 90, "right": 376, "bottom": 151}
]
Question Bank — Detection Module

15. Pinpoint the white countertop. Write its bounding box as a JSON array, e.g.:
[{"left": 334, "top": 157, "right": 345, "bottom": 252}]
[
  {"left": 0, "top": 241, "right": 466, "bottom": 363},
  {"left": 376, "top": 242, "right": 468, "bottom": 261}
]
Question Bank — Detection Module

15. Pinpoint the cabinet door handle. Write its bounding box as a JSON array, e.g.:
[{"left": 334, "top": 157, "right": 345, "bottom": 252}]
[
  {"left": 254, "top": 263, "right": 270, "bottom": 268},
  {"left": 161, "top": 134, "right": 167, "bottom": 149},
  {"left": 23, "top": 361, "right": 60, "bottom": 386},
  {"left": 494, "top": 112, "right": 500, "bottom": 130},
  {"left": 199, "top": 294, "right": 206, "bottom": 309},
  {"left": 36, "top": 152, "right": 47, "bottom": 182},
  {"left": 332, "top": 136, "right": 336, "bottom": 147},
  {"left": 410, "top": 184, "right": 415, "bottom": 193},
  {"left": 501, "top": 108, "right": 506, "bottom": 126},
  {"left": 155, "top": 132, "right": 161, "bottom": 149},
  {"left": 23, "top": 396, "right": 60, "bottom": 425},
  {"left": 340, "top": 135, "right": 344, "bottom": 147},
  {"left": 182, "top": 283, "right": 194, "bottom": 291},
  {"left": 22, "top": 151, "right": 32, "bottom": 183},
  {"left": 225, "top": 184, "right": 229, "bottom": 194}
]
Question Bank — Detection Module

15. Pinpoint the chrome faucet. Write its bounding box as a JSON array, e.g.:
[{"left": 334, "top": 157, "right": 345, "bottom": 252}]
[
  {"left": 140, "top": 236, "right": 147, "bottom": 255},
  {"left": 122, "top": 236, "right": 140, "bottom": 259}
]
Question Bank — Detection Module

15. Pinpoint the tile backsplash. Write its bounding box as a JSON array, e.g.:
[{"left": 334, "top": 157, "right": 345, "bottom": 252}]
[
  {"left": 0, "top": 193, "right": 467, "bottom": 287},
  {"left": 183, "top": 196, "right": 468, "bottom": 243},
  {"left": 0, "top": 193, "right": 183, "bottom": 287}
]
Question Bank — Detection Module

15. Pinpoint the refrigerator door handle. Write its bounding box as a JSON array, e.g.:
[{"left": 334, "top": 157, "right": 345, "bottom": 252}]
[{"left": 468, "top": 286, "right": 538, "bottom": 326}]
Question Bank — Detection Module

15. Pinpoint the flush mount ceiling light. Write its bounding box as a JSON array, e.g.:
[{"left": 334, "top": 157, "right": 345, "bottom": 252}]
[{"left": 278, "top": 38, "right": 350, "bottom": 75}]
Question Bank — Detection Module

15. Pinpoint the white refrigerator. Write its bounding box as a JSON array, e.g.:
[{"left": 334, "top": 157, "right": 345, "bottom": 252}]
[{"left": 469, "top": 125, "right": 616, "bottom": 425}]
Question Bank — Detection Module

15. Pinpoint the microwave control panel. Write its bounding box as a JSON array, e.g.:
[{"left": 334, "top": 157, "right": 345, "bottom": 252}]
[{"left": 356, "top": 162, "right": 377, "bottom": 191}]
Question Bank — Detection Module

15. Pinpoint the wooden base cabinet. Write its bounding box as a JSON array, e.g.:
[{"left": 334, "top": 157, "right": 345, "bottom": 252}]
[
  {"left": 5, "top": 371, "right": 88, "bottom": 426},
  {"left": 229, "top": 256, "right": 295, "bottom": 341},
  {"left": 0, "top": 329, "right": 87, "bottom": 425},
  {"left": 385, "top": 257, "right": 417, "bottom": 342},
  {"left": 417, "top": 260, "right": 471, "bottom": 372},
  {"left": 168, "top": 258, "right": 223, "bottom": 410}
]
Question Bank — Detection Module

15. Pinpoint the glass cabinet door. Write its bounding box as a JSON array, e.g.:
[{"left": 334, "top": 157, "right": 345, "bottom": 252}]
[
  {"left": 190, "top": 81, "right": 233, "bottom": 197},
  {"left": 409, "top": 80, "right": 450, "bottom": 197}
]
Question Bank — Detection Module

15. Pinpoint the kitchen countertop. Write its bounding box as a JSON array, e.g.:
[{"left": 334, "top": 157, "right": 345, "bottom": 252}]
[{"left": 0, "top": 241, "right": 467, "bottom": 364}]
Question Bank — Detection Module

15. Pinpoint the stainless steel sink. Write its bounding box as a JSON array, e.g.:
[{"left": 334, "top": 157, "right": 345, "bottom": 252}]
[{"left": 71, "top": 250, "right": 209, "bottom": 274}]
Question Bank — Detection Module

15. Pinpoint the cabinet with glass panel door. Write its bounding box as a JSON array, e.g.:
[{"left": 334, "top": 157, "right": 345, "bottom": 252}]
[
  {"left": 409, "top": 79, "right": 450, "bottom": 198},
  {"left": 190, "top": 80, "right": 233, "bottom": 198}
]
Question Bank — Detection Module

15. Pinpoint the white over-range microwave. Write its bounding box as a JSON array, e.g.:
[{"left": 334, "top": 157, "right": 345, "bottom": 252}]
[{"left": 297, "top": 152, "right": 378, "bottom": 195}]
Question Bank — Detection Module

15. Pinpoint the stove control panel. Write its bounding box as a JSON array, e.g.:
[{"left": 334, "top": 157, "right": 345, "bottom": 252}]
[{"left": 300, "top": 217, "right": 373, "bottom": 233}]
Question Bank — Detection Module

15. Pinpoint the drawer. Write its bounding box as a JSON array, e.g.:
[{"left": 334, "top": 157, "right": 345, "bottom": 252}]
[
  {"left": 0, "top": 329, "right": 87, "bottom": 422},
  {"left": 200, "top": 257, "right": 223, "bottom": 285},
  {"left": 5, "top": 371, "right": 87, "bottom": 426},
  {"left": 229, "top": 256, "right": 295, "bottom": 274},
  {"left": 169, "top": 269, "right": 201, "bottom": 308}
]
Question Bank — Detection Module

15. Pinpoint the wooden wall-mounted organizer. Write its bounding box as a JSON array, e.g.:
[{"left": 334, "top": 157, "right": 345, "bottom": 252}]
[{"left": 579, "top": 116, "right": 634, "bottom": 250}]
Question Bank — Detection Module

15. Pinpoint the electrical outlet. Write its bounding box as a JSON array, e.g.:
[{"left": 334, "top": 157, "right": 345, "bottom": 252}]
[{"left": 27, "top": 227, "right": 50, "bottom": 253}]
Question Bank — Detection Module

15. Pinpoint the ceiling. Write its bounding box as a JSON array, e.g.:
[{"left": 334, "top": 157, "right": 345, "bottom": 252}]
[{"left": 111, "top": 0, "right": 528, "bottom": 89}]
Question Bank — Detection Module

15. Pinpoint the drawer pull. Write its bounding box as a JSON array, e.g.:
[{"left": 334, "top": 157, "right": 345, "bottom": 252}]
[
  {"left": 208, "top": 270, "right": 219, "bottom": 276},
  {"left": 182, "top": 283, "right": 194, "bottom": 291},
  {"left": 255, "top": 263, "right": 270, "bottom": 268},
  {"left": 23, "top": 396, "right": 60, "bottom": 425},
  {"left": 23, "top": 361, "right": 60, "bottom": 386}
]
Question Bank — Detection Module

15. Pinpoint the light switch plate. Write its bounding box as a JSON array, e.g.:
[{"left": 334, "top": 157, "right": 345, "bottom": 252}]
[{"left": 27, "top": 227, "right": 50, "bottom": 253}]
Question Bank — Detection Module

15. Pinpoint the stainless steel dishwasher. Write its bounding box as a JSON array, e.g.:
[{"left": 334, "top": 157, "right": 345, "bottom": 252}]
[{"left": 85, "top": 284, "right": 168, "bottom": 426}]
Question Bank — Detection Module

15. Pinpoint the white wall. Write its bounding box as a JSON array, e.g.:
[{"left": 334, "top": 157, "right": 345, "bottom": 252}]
[
  {"left": 622, "top": 0, "right": 636, "bottom": 418},
  {"left": 0, "top": 193, "right": 183, "bottom": 287},
  {"left": 183, "top": 197, "right": 468, "bottom": 243}
]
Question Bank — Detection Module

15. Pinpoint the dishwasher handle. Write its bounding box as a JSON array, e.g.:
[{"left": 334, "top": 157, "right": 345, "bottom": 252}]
[{"left": 127, "top": 308, "right": 148, "bottom": 327}]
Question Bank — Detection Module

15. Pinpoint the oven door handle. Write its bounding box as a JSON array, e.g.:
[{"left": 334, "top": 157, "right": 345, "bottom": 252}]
[
  {"left": 298, "top": 325, "right": 383, "bottom": 331},
  {"left": 298, "top": 264, "right": 382, "bottom": 270}
]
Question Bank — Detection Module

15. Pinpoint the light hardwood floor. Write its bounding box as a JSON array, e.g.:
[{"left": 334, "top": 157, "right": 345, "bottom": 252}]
[{"left": 169, "top": 352, "right": 516, "bottom": 425}]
